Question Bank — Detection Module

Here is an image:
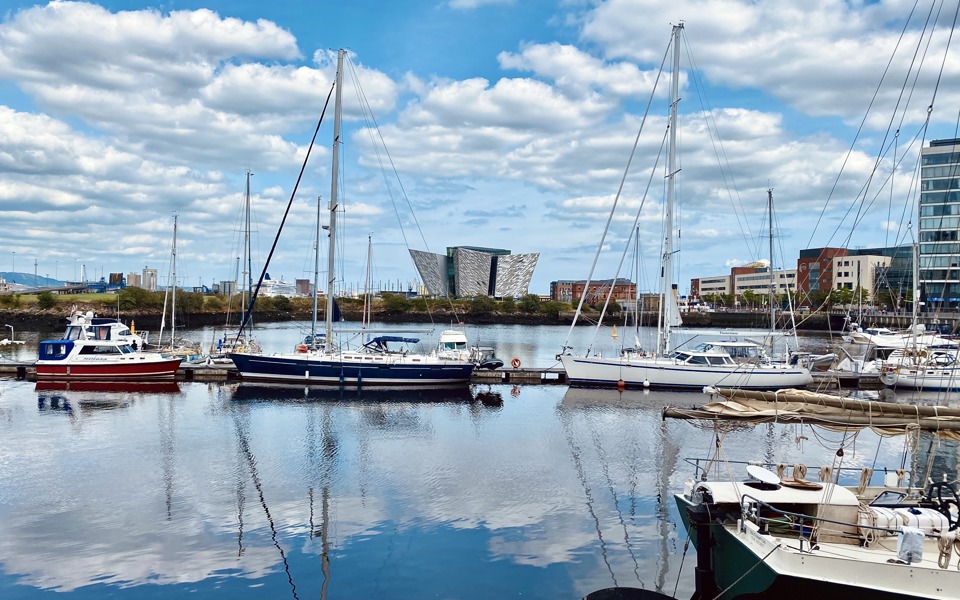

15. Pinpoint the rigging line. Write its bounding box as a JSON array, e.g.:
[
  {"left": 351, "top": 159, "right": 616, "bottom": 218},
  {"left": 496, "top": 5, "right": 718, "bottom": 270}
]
[
  {"left": 560, "top": 30, "right": 673, "bottom": 353},
  {"left": 236, "top": 76, "right": 336, "bottom": 343},
  {"left": 345, "top": 56, "right": 427, "bottom": 252},
  {"left": 586, "top": 127, "right": 670, "bottom": 354},
  {"left": 233, "top": 414, "right": 301, "bottom": 600},
  {"left": 588, "top": 418, "right": 646, "bottom": 587},
  {"left": 842, "top": 0, "right": 956, "bottom": 249},
  {"left": 831, "top": 126, "right": 925, "bottom": 248},
  {"left": 803, "top": 0, "right": 925, "bottom": 250},
  {"left": 345, "top": 57, "right": 445, "bottom": 321},
  {"left": 681, "top": 33, "right": 755, "bottom": 260},
  {"left": 558, "top": 408, "right": 619, "bottom": 588}
]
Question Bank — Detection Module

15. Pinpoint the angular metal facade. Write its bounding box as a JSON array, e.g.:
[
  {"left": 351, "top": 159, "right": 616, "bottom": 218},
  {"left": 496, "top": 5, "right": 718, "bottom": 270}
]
[
  {"left": 409, "top": 247, "right": 538, "bottom": 298},
  {"left": 493, "top": 253, "right": 539, "bottom": 298},
  {"left": 409, "top": 249, "right": 449, "bottom": 297},
  {"left": 452, "top": 248, "right": 492, "bottom": 297}
]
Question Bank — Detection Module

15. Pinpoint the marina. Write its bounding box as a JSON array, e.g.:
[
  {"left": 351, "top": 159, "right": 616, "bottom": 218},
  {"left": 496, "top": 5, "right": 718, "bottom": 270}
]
[
  {"left": 3, "top": 377, "right": 952, "bottom": 599},
  {"left": 1, "top": 322, "right": 955, "bottom": 599}
]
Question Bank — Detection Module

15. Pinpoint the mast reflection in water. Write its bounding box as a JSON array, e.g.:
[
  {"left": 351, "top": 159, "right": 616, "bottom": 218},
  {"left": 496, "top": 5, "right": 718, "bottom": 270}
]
[{"left": 0, "top": 380, "right": 912, "bottom": 599}]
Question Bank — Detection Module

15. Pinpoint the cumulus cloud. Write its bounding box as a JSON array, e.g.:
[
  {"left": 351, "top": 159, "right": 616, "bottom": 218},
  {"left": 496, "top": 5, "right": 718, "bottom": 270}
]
[{"left": 0, "top": 1, "right": 950, "bottom": 291}]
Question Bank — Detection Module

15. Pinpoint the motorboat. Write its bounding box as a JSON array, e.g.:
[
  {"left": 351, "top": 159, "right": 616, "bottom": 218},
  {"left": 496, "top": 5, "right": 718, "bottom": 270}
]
[{"left": 36, "top": 322, "right": 180, "bottom": 380}]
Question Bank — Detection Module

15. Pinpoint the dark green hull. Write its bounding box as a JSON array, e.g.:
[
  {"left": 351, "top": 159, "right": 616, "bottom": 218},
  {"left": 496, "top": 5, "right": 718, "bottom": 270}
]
[{"left": 674, "top": 494, "right": 934, "bottom": 600}]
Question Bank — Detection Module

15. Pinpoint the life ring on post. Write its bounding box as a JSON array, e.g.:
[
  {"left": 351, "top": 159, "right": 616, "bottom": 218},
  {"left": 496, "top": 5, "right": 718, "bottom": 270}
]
[{"left": 511, "top": 357, "right": 521, "bottom": 369}]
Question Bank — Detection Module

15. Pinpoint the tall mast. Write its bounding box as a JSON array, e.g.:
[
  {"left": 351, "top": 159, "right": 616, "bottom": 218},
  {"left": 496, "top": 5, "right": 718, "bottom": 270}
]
[
  {"left": 171, "top": 214, "right": 178, "bottom": 344},
  {"left": 660, "top": 23, "right": 682, "bottom": 355},
  {"left": 243, "top": 169, "right": 254, "bottom": 327},
  {"left": 325, "top": 49, "right": 345, "bottom": 347},
  {"left": 768, "top": 188, "right": 776, "bottom": 332},
  {"left": 311, "top": 195, "right": 321, "bottom": 345},
  {"left": 363, "top": 234, "right": 373, "bottom": 328}
]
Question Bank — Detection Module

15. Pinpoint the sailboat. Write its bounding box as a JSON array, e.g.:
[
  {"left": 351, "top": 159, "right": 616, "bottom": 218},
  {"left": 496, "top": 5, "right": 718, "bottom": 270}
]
[
  {"left": 666, "top": 387, "right": 960, "bottom": 600},
  {"left": 229, "top": 49, "right": 476, "bottom": 387},
  {"left": 155, "top": 215, "right": 204, "bottom": 363},
  {"left": 558, "top": 24, "right": 812, "bottom": 391},
  {"left": 210, "top": 170, "right": 262, "bottom": 363}
]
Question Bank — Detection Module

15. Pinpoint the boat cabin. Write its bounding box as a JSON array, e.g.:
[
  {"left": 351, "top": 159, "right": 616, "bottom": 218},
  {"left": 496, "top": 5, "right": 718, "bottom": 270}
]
[{"left": 62, "top": 324, "right": 114, "bottom": 341}]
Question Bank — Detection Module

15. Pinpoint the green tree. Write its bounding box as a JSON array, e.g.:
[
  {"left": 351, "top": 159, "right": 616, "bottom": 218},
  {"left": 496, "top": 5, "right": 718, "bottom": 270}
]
[
  {"left": 469, "top": 295, "right": 496, "bottom": 316},
  {"left": 176, "top": 291, "right": 206, "bottom": 313},
  {"left": 0, "top": 294, "right": 22, "bottom": 308},
  {"left": 205, "top": 295, "right": 225, "bottom": 311},
  {"left": 272, "top": 295, "right": 292, "bottom": 312},
  {"left": 807, "top": 289, "right": 830, "bottom": 309},
  {"left": 518, "top": 294, "right": 540, "bottom": 313},
  {"left": 37, "top": 291, "right": 57, "bottom": 309},
  {"left": 381, "top": 292, "right": 411, "bottom": 313},
  {"left": 540, "top": 300, "right": 569, "bottom": 315},
  {"left": 829, "top": 287, "right": 854, "bottom": 308},
  {"left": 740, "top": 290, "right": 758, "bottom": 310},
  {"left": 118, "top": 287, "right": 164, "bottom": 310},
  {"left": 500, "top": 297, "right": 516, "bottom": 313}
]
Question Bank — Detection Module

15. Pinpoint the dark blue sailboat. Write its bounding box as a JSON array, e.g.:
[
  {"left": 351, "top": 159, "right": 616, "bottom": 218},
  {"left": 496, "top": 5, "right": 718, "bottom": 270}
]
[{"left": 229, "top": 49, "right": 475, "bottom": 388}]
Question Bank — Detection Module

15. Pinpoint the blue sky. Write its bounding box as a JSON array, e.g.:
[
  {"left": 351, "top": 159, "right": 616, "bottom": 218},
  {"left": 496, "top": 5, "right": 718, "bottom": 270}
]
[{"left": 2, "top": 0, "right": 960, "bottom": 296}]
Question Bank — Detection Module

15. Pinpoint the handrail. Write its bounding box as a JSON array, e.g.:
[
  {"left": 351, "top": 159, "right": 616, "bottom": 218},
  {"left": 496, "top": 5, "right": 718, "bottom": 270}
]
[
  {"left": 739, "top": 493, "right": 940, "bottom": 539},
  {"left": 683, "top": 457, "right": 913, "bottom": 486}
]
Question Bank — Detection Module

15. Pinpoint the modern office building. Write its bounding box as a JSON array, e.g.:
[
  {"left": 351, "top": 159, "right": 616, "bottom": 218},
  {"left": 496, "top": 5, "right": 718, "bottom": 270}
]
[
  {"left": 919, "top": 138, "right": 960, "bottom": 309},
  {"left": 690, "top": 263, "right": 797, "bottom": 300},
  {"left": 409, "top": 246, "right": 538, "bottom": 298},
  {"left": 797, "top": 246, "right": 912, "bottom": 303}
]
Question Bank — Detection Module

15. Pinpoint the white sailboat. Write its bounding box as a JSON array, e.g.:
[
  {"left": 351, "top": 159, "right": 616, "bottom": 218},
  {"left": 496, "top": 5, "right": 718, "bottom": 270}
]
[
  {"left": 229, "top": 49, "right": 476, "bottom": 387},
  {"left": 155, "top": 215, "right": 204, "bottom": 363},
  {"left": 559, "top": 24, "right": 812, "bottom": 391},
  {"left": 667, "top": 387, "right": 960, "bottom": 600}
]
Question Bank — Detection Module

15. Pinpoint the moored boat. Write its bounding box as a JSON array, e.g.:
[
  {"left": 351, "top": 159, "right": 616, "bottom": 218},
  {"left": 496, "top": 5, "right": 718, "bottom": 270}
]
[
  {"left": 666, "top": 386, "right": 960, "bottom": 599},
  {"left": 229, "top": 50, "right": 476, "bottom": 388},
  {"left": 36, "top": 322, "right": 181, "bottom": 380},
  {"left": 558, "top": 25, "right": 811, "bottom": 391}
]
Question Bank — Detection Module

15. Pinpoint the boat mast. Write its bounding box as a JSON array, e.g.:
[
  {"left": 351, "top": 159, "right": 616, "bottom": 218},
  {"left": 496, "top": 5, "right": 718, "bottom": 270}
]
[
  {"left": 243, "top": 169, "right": 254, "bottom": 328},
  {"left": 171, "top": 213, "right": 178, "bottom": 345},
  {"left": 325, "top": 49, "right": 345, "bottom": 347},
  {"left": 363, "top": 234, "right": 373, "bottom": 329},
  {"left": 659, "top": 23, "right": 682, "bottom": 356},
  {"left": 311, "top": 195, "right": 321, "bottom": 346},
  {"left": 768, "top": 189, "right": 776, "bottom": 333}
]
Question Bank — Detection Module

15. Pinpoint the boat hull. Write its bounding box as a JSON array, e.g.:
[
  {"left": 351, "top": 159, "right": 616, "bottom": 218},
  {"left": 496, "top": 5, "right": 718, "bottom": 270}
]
[
  {"left": 560, "top": 355, "right": 813, "bottom": 390},
  {"left": 880, "top": 366, "right": 960, "bottom": 390},
  {"left": 229, "top": 352, "right": 475, "bottom": 386},
  {"left": 675, "top": 494, "right": 955, "bottom": 600},
  {"left": 35, "top": 358, "right": 182, "bottom": 380}
]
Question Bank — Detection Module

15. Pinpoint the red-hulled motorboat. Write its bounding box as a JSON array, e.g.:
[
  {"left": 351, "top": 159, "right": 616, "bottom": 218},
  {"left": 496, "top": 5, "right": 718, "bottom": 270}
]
[{"left": 36, "top": 322, "right": 180, "bottom": 380}]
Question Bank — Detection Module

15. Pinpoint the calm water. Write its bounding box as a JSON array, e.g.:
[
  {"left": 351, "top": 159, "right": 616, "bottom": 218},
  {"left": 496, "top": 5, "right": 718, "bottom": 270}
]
[{"left": 0, "top": 323, "right": 944, "bottom": 599}]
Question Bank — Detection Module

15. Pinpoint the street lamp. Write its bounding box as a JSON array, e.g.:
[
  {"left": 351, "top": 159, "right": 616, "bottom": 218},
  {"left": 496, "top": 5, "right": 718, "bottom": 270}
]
[{"left": 11, "top": 251, "right": 14, "bottom": 274}]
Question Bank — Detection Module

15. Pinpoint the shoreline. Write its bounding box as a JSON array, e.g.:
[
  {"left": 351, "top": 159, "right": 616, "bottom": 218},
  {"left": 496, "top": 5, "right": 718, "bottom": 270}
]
[{"left": 0, "top": 304, "right": 856, "bottom": 333}]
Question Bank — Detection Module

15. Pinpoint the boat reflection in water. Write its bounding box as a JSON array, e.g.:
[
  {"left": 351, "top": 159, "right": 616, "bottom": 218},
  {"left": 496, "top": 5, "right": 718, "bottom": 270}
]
[
  {"left": 230, "top": 382, "right": 502, "bottom": 407},
  {"left": 36, "top": 380, "right": 181, "bottom": 415}
]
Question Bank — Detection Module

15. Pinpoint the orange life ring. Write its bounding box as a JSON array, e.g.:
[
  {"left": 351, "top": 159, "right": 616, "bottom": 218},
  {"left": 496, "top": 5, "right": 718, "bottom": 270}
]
[
  {"left": 296, "top": 344, "right": 308, "bottom": 353},
  {"left": 511, "top": 357, "right": 521, "bottom": 369}
]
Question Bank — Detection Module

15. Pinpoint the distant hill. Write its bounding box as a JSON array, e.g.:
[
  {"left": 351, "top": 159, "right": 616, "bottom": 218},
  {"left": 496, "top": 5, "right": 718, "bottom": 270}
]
[{"left": 0, "top": 272, "right": 64, "bottom": 288}]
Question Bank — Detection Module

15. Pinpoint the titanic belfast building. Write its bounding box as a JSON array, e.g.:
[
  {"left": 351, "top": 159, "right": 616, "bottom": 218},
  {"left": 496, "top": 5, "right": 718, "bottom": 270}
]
[{"left": 409, "top": 246, "right": 538, "bottom": 298}]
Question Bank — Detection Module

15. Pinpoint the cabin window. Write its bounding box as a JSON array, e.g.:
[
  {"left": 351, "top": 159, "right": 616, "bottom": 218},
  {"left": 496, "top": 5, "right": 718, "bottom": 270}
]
[{"left": 688, "top": 356, "right": 709, "bottom": 365}]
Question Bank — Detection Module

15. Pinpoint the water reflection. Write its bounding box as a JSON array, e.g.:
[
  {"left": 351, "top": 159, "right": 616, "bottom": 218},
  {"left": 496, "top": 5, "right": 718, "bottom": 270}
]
[
  {"left": 4, "top": 380, "right": 942, "bottom": 599},
  {"left": 230, "top": 382, "right": 486, "bottom": 405}
]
